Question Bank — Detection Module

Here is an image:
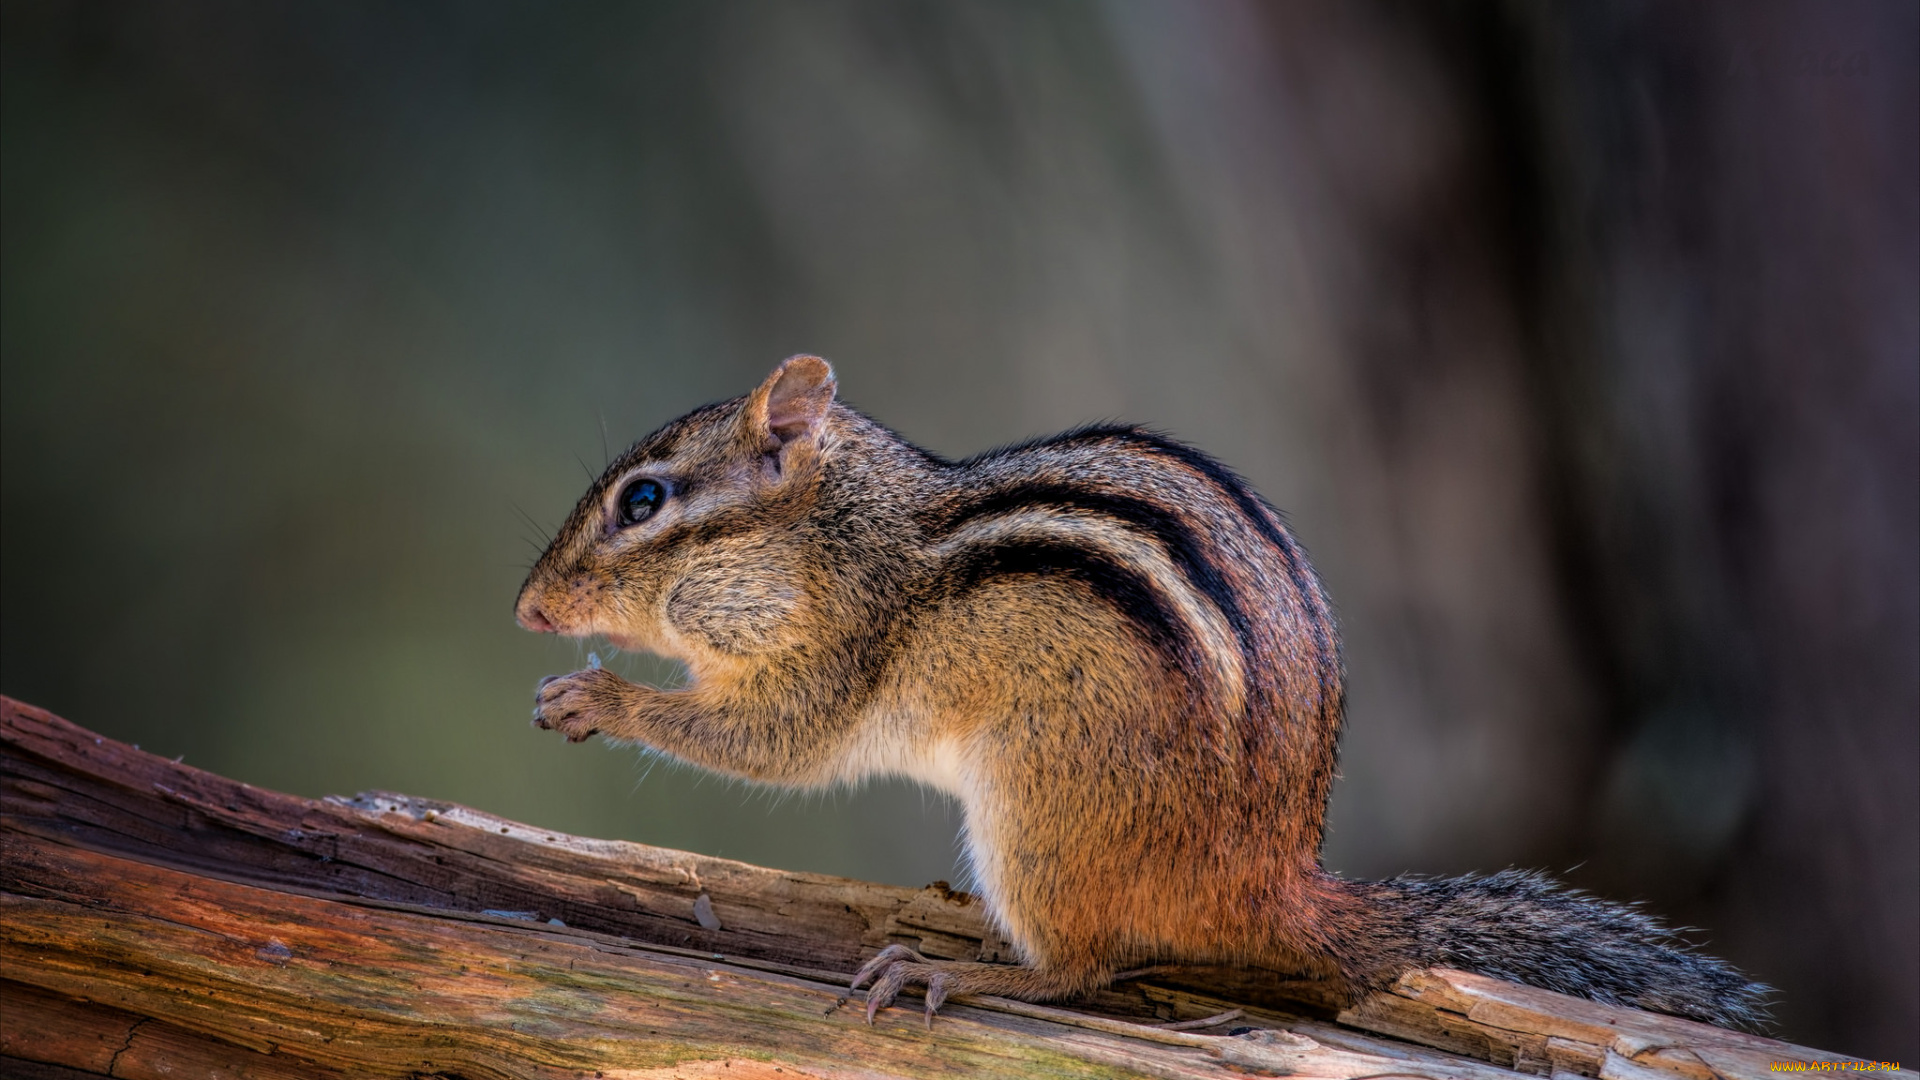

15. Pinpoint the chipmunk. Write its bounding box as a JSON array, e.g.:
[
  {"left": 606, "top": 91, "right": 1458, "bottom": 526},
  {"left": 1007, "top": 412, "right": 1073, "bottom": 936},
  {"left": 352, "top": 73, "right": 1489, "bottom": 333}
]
[{"left": 516, "top": 355, "right": 1768, "bottom": 1029}]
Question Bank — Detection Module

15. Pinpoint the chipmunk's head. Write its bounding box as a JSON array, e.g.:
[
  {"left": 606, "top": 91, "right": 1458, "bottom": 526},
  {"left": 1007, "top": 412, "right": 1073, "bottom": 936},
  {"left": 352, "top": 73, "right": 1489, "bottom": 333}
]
[{"left": 514, "top": 355, "right": 838, "bottom": 660}]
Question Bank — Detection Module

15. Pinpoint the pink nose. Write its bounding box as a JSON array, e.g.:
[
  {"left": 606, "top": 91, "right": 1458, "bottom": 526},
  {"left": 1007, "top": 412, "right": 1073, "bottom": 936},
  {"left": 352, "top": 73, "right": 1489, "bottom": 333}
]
[{"left": 518, "top": 605, "right": 557, "bottom": 633}]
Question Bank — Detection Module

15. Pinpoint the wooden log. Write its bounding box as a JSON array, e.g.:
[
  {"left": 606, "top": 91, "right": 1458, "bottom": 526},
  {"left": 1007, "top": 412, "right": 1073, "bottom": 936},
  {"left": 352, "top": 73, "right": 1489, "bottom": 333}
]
[{"left": 1, "top": 696, "right": 1900, "bottom": 1079}]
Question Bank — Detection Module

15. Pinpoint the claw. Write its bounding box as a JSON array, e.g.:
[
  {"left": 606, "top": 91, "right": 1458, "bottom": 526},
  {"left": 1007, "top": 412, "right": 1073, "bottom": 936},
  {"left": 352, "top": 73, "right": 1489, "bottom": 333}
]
[
  {"left": 864, "top": 962, "right": 913, "bottom": 1024},
  {"left": 853, "top": 944, "right": 952, "bottom": 1025},
  {"left": 851, "top": 943, "right": 926, "bottom": 990},
  {"left": 925, "top": 970, "right": 951, "bottom": 1020}
]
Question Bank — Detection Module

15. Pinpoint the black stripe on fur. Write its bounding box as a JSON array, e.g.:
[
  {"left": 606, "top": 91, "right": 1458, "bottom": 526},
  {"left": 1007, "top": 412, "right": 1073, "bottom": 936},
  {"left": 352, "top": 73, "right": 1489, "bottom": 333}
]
[
  {"left": 936, "top": 483, "right": 1256, "bottom": 675},
  {"left": 943, "top": 537, "right": 1199, "bottom": 676}
]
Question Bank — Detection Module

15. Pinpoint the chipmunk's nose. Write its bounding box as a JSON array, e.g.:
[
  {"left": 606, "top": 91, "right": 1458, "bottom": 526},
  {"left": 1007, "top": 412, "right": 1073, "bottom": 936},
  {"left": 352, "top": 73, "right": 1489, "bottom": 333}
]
[{"left": 516, "top": 601, "right": 558, "bottom": 634}]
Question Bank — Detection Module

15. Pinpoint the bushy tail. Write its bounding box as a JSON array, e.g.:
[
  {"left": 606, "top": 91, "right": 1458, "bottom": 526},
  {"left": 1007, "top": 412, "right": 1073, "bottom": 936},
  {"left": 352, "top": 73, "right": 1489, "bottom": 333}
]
[{"left": 1328, "top": 869, "right": 1771, "bottom": 1031}]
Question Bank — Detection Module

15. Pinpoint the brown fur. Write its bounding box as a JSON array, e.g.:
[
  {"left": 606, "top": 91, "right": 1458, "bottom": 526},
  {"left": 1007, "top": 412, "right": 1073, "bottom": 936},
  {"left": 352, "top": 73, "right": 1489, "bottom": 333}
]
[{"left": 517, "top": 356, "right": 1768, "bottom": 1029}]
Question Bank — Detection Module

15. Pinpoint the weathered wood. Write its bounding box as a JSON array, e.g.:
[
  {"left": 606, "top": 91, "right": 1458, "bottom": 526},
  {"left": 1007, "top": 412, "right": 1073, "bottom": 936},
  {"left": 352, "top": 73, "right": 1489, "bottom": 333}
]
[
  {"left": 1337, "top": 970, "right": 1907, "bottom": 1080},
  {"left": 1, "top": 979, "right": 351, "bottom": 1080},
  {"left": 6, "top": 835, "right": 1257, "bottom": 1078},
  {"left": 1, "top": 696, "right": 1900, "bottom": 1079}
]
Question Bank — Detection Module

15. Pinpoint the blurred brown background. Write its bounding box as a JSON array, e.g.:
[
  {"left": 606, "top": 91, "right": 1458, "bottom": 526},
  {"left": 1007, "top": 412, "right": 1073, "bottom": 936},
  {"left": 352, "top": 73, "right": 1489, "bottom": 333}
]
[{"left": 2, "top": 0, "right": 1913, "bottom": 1060}]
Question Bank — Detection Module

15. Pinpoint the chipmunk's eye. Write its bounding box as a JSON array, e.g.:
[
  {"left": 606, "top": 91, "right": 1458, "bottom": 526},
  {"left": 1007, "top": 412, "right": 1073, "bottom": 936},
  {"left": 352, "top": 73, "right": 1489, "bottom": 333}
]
[{"left": 617, "top": 478, "right": 666, "bottom": 526}]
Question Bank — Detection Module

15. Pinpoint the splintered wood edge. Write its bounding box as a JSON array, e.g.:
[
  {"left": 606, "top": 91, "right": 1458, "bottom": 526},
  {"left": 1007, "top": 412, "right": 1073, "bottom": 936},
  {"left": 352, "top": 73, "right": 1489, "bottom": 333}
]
[{"left": 2, "top": 695, "right": 1896, "bottom": 1080}]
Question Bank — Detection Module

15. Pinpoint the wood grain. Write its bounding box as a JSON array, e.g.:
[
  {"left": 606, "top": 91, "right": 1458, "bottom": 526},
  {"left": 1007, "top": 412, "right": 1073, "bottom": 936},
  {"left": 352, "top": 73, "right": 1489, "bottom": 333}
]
[{"left": 1, "top": 695, "right": 1896, "bottom": 1079}]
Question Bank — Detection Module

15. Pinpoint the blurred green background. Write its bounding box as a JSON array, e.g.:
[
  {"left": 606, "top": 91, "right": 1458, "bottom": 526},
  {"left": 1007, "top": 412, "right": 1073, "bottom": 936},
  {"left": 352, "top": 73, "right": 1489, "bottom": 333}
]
[{"left": 2, "top": 0, "right": 1914, "bottom": 1060}]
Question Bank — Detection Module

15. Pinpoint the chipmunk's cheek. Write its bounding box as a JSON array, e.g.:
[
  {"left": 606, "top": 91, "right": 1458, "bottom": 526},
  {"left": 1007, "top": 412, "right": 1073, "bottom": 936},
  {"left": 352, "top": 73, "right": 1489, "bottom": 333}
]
[{"left": 666, "top": 568, "right": 803, "bottom": 656}]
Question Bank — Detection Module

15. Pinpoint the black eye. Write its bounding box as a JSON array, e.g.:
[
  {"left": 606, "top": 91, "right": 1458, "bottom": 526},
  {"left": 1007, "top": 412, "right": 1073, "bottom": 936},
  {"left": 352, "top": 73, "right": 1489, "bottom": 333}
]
[{"left": 618, "top": 478, "right": 665, "bottom": 525}]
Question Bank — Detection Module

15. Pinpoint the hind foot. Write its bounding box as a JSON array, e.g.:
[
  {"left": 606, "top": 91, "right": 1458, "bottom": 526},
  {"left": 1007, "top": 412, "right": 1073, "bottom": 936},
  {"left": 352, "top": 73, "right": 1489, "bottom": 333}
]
[{"left": 850, "top": 945, "right": 1102, "bottom": 1027}]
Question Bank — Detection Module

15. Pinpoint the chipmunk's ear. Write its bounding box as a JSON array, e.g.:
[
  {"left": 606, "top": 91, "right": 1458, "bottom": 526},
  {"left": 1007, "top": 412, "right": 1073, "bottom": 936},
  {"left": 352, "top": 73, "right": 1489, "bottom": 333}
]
[{"left": 745, "top": 355, "right": 837, "bottom": 454}]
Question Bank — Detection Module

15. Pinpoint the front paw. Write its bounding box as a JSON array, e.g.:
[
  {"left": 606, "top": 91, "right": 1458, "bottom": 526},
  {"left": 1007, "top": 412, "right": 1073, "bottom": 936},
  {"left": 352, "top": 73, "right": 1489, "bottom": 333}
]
[{"left": 532, "top": 667, "right": 629, "bottom": 743}]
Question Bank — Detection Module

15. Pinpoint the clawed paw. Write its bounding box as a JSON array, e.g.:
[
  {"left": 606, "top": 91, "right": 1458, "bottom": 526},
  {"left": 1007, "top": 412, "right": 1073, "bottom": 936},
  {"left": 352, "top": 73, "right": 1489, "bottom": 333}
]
[
  {"left": 851, "top": 944, "right": 956, "bottom": 1027},
  {"left": 531, "top": 667, "right": 623, "bottom": 743},
  {"left": 850, "top": 948, "right": 1082, "bottom": 1029}
]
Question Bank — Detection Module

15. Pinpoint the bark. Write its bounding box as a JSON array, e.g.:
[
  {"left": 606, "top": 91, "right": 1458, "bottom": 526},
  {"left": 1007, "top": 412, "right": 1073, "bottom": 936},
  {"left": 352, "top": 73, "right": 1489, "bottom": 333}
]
[{"left": 0, "top": 696, "right": 1891, "bottom": 1079}]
